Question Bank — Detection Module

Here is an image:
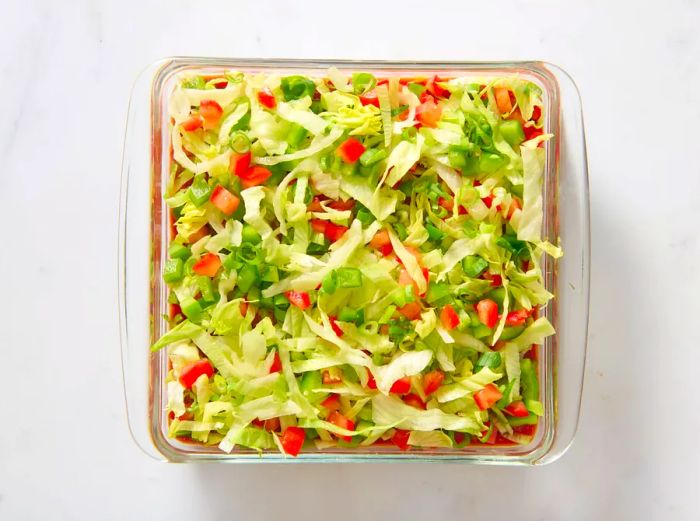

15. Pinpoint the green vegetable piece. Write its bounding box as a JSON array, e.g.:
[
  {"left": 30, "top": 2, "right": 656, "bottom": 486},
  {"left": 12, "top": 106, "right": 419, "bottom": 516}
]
[
  {"left": 299, "top": 371, "right": 322, "bottom": 394},
  {"left": 500, "top": 325, "right": 526, "bottom": 341},
  {"left": 195, "top": 275, "right": 218, "bottom": 305},
  {"left": 241, "top": 227, "right": 261, "bottom": 249},
  {"left": 497, "top": 234, "right": 528, "bottom": 258},
  {"left": 307, "top": 242, "right": 329, "bottom": 255},
  {"left": 180, "top": 297, "right": 203, "bottom": 322},
  {"left": 236, "top": 242, "right": 261, "bottom": 264},
  {"left": 338, "top": 307, "right": 361, "bottom": 323},
  {"left": 229, "top": 131, "right": 251, "bottom": 153},
  {"left": 474, "top": 351, "right": 501, "bottom": 373},
  {"left": 496, "top": 380, "right": 516, "bottom": 409},
  {"left": 406, "top": 82, "right": 425, "bottom": 97},
  {"left": 378, "top": 305, "right": 397, "bottom": 324},
  {"left": 223, "top": 251, "right": 242, "bottom": 271},
  {"left": 425, "top": 222, "right": 445, "bottom": 241},
  {"left": 335, "top": 267, "right": 363, "bottom": 288},
  {"left": 355, "top": 205, "right": 375, "bottom": 226},
  {"left": 479, "top": 153, "right": 507, "bottom": 174},
  {"left": 273, "top": 294, "right": 290, "bottom": 310},
  {"left": 260, "top": 265, "right": 279, "bottom": 283},
  {"left": 359, "top": 148, "right": 387, "bottom": 167},
  {"left": 168, "top": 242, "right": 191, "bottom": 261},
  {"left": 273, "top": 307, "right": 287, "bottom": 323},
  {"left": 188, "top": 176, "right": 212, "bottom": 207},
  {"left": 352, "top": 72, "right": 377, "bottom": 94},
  {"left": 472, "top": 324, "right": 492, "bottom": 338},
  {"left": 448, "top": 150, "right": 468, "bottom": 170},
  {"left": 237, "top": 264, "right": 259, "bottom": 293},
  {"left": 259, "top": 294, "right": 274, "bottom": 309},
  {"left": 394, "top": 222, "right": 408, "bottom": 241},
  {"left": 426, "top": 282, "right": 451, "bottom": 306},
  {"left": 286, "top": 123, "right": 308, "bottom": 148},
  {"left": 322, "top": 271, "right": 338, "bottom": 294},
  {"left": 462, "top": 255, "right": 489, "bottom": 278},
  {"left": 500, "top": 119, "right": 525, "bottom": 147},
  {"left": 280, "top": 75, "right": 316, "bottom": 101},
  {"left": 508, "top": 413, "right": 539, "bottom": 427},
  {"left": 163, "top": 258, "right": 184, "bottom": 284},
  {"left": 521, "top": 359, "right": 539, "bottom": 402}
]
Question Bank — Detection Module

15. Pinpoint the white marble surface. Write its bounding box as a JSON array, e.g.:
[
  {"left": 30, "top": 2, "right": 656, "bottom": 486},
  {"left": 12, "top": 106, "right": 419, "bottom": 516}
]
[{"left": 1, "top": 0, "right": 699, "bottom": 519}]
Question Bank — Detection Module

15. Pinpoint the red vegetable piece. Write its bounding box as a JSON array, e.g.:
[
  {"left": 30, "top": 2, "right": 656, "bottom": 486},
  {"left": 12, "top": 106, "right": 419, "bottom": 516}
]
[
  {"left": 403, "top": 393, "right": 427, "bottom": 410},
  {"left": 285, "top": 291, "right": 311, "bottom": 310},
  {"left": 476, "top": 299, "right": 499, "bottom": 328},
  {"left": 239, "top": 166, "right": 272, "bottom": 189},
  {"left": 474, "top": 383, "right": 503, "bottom": 410},
  {"left": 504, "top": 400, "right": 530, "bottom": 418},
  {"left": 229, "top": 151, "right": 252, "bottom": 177},
  {"left": 269, "top": 351, "right": 282, "bottom": 373},
  {"left": 439, "top": 305, "right": 460, "bottom": 331},
  {"left": 210, "top": 185, "right": 240, "bottom": 216},
  {"left": 192, "top": 253, "right": 221, "bottom": 277},
  {"left": 179, "top": 359, "right": 214, "bottom": 389},
  {"left": 280, "top": 426, "right": 306, "bottom": 456},
  {"left": 423, "top": 370, "right": 445, "bottom": 396},
  {"left": 257, "top": 87, "right": 277, "bottom": 109},
  {"left": 392, "top": 429, "right": 411, "bottom": 451},
  {"left": 327, "top": 411, "right": 355, "bottom": 442},
  {"left": 199, "top": 99, "right": 223, "bottom": 129},
  {"left": 390, "top": 376, "right": 411, "bottom": 395},
  {"left": 320, "top": 394, "right": 341, "bottom": 412},
  {"left": 335, "top": 137, "right": 366, "bottom": 164}
]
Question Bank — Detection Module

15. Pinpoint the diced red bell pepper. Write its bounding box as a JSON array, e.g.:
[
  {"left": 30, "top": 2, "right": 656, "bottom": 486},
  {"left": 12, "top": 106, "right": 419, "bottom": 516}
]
[
  {"left": 269, "top": 351, "right": 282, "bottom": 373},
  {"left": 482, "top": 194, "right": 494, "bottom": 209},
  {"left": 323, "top": 222, "right": 349, "bottom": 242},
  {"left": 390, "top": 376, "right": 411, "bottom": 395},
  {"left": 403, "top": 393, "right": 426, "bottom": 409},
  {"left": 329, "top": 315, "right": 344, "bottom": 337},
  {"left": 280, "top": 426, "right": 305, "bottom": 456},
  {"left": 524, "top": 125, "right": 544, "bottom": 142},
  {"left": 397, "top": 301, "right": 422, "bottom": 320},
  {"left": 531, "top": 105, "right": 542, "bottom": 122},
  {"left": 229, "top": 151, "right": 252, "bottom": 176},
  {"left": 257, "top": 87, "right": 276, "bottom": 109},
  {"left": 423, "top": 370, "right": 445, "bottom": 396},
  {"left": 181, "top": 115, "right": 203, "bottom": 132},
  {"left": 327, "top": 411, "right": 355, "bottom": 442},
  {"left": 426, "top": 75, "right": 450, "bottom": 99},
  {"left": 192, "top": 253, "right": 221, "bottom": 277},
  {"left": 179, "top": 359, "right": 214, "bottom": 389},
  {"left": 285, "top": 291, "right": 311, "bottom": 310},
  {"left": 199, "top": 99, "right": 223, "bottom": 129},
  {"left": 320, "top": 393, "right": 341, "bottom": 412},
  {"left": 504, "top": 400, "right": 530, "bottom": 418},
  {"left": 366, "top": 369, "right": 377, "bottom": 389},
  {"left": 505, "top": 309, "right": 530, "bottom": 327},
  {"left": 391, "top": 429, "right": 411, "bottom": 451},
  {"left": 415, "top": 98, "right": 442, "bottom": 128},
  {"left": 210, "top": 185, "right": 240, "bottom": 216},
  {"left": 336, "top": 137, "right": 366, "bottom": 164},
  {"left": 439, "top": 304, "right": 460, "bottom": 331},
  {"left": 359, "top": 90, "right": 380, "bottom": 108},
  {"left": 476, "top": 299, "right": 499, "bottom": 328},
  {"left": 239, "top": 166, "right": 272, "bottom": 189},
  {"left": 474, "top": 383, "right": 503, "bottom": 410}
]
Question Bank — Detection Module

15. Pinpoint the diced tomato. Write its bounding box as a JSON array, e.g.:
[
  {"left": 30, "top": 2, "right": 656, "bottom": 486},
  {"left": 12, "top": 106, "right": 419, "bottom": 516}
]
[
  {"left": 359, "top": 90, "right": 380, "bottom": 108},
  {"left": 229, "top": 151, "right": 252, "bottom": 177},
  {"left": 390, "top": 376, "right": 411, "bottom": 395},
  {"left": 285, "top": 290, "right": 311, "bottom": 310},
  {"left": 415, "top": 98, "right": 442, "bottom": 128},
  {"left": 310, "top": 218, "right": 328, "bottom": 234},
  {"left": 210, "top": 185, "right": 240, "bottom": 216},
  {"left": 336, "top": 137, "right": 366, "bottom": 164},
  {"left": 269, "top": 351, "right": 282, "bottom": 373},
  {"left": 507, "top": 197, "right": 522, "bottom": 219},
  {"left": 169, "top": 303, "right": 182, "bottom": 320},
  {"left": 438, "top": 197, "right": 467, "bottom": 215},
  {"left": 531, "top": 105, "right": 542, "bottom": 122},
  {"left": 192, "top": 253, "right": 221, "bottom": 277},
  {"left": 179, "top": 359, "right": 214, "bottom": 389},
  {"left": 239, "top": 166, "right": 272, "bottom": 189},
  {"left": 280, "top": 426, "right": 305, "bottom": 456},
  {"left": 504, "top": 400, "right": 530, "bottom": 418},
  {"left": 329, "top": 315, "right": 344, "bottom": 337},
  {"left": 476, "top": 299, "right": 499, "bottom": 328},
  {"left": 181, "top": 115, "right": 203, "bottom": 132},
  {"left": 494, "top": 87, "right": 513, "bottom": 114},
  {"left": 263, "top": 417, "right": 280, "bottom": 432},
  {"left": 391, "top": 429, "right": 411, "bottom": 451},
  {"left": 327, "top": 199, "right": 355, "bottom": 211},
  {"left": 322, "top": 369, "right": 343, "bottom": 385},
  {"left": 426, "top": 75, "right": 450, "bottom": 99},
  {"left": 323, "top": 222, "right": 349, "bottom": 242},
  {"left": 513, "top": 423, "right": 537, "bottom": 436},
  {"left": 199, "top": 99, "right": 223, "bottom": 129},
  {"left": 474, "top": 383, "right": 503, "bottom": 411},
  {"left": 403, "top": 393, "right": 426, "bottom": 410},
  {"left": 440, "top": 304, "right": 460, "bottom": 331},
  {"left": 307, "top": 196, "right": 326, "bottom": 212},
  {"left": 366, "top": 369, "right": 377, "bottom": 389},
  {"left": 320, "top": 393, "right": 341, "bottom": 412},
  {"left": 327, "top": 411, "right": 355, "bottom": 442},
  {"left": 397, "top": 301, "right": 422, "bottom": 320},
  {"left": 423, "top": 370, "right": 445, "bottom": 396},
  {"left": 505, "top": 309, "right": 529, "bottom": 327},
  {"left": 257, "top": 87, "right": 277, "bottom": 109},
  {"left": 524, "top": 125, "right": 544, "bottom": 142}
]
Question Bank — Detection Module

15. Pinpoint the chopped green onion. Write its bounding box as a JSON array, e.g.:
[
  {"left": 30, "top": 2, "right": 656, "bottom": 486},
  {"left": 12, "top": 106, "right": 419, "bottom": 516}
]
[
  {"left": 260, "top": 265, "right": 279, "bottom": 283},
  {"left": 188, "top": 176, "right": 212, "bottom": 207},
  {"left": 280, "top": 75, "right": 316, "bottom": 101},
  {"left": 359, "top": 148, "right": 388, "bottom": 167},
  {"left": 355, "top": 205, "right": 375, "bottom": 226},
  {"left": 237, "top": 264, "right": 259, "bottom": 293},
  {"left": 273, "top": 294, "right": 290, "bottom": 310},
  {"left": 425, "top": 222, "right": 445, "bottom": 241},
  {"left": 168, "top": 242, "right": 191, "bottom": 261},
  {"left": 462, "top": 255, "right": 489, "bottom": 278},
  {"left": 378, "top": 305, "right": 397, "bottom": 324},
  {"left": 180, "top": 297, "right": 203, "bottom": 322},
  {"left": 286, "top": 123, "right": 308, "bottom": 148},
  {"left": 338, "top": 307, "right": 359, "bottom": 322},
  {"left": 352, "top": 72, "right": 377, "bottom": 94},
  {"left": 474, "top": 351, "right": 501, "bottom": 373},
  {"left": 229, "top": 131, "right": 251, "bottom": 153},
  {"left": 322, "top": 271, "right": 338, "bottom": 294},
  {"left": 241, "top": 224, "right": 262, "bottom": 244},
  {"left": 426, "top": 282, "right": 451, "bottom": 306},
  {"left": 335, "top": 267, "right": 363, "bottom": 288}
]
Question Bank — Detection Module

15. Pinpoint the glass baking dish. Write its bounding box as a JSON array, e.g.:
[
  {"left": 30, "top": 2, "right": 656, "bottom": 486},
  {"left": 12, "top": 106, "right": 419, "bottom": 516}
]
[{"left": 119, "top": 57, "right": 589, "bottom": 464}]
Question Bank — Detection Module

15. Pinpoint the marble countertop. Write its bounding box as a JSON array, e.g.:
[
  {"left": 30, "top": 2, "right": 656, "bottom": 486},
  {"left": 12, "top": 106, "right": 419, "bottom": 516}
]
[{"left": 1, "top": 0, "right": 698, "bottom": 519}]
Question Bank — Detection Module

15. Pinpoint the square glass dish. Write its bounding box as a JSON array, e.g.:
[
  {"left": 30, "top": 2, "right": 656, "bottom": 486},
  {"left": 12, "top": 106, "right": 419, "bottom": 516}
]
[{"left": 119, "top": 57, "right": 589, "bottom": 464}]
